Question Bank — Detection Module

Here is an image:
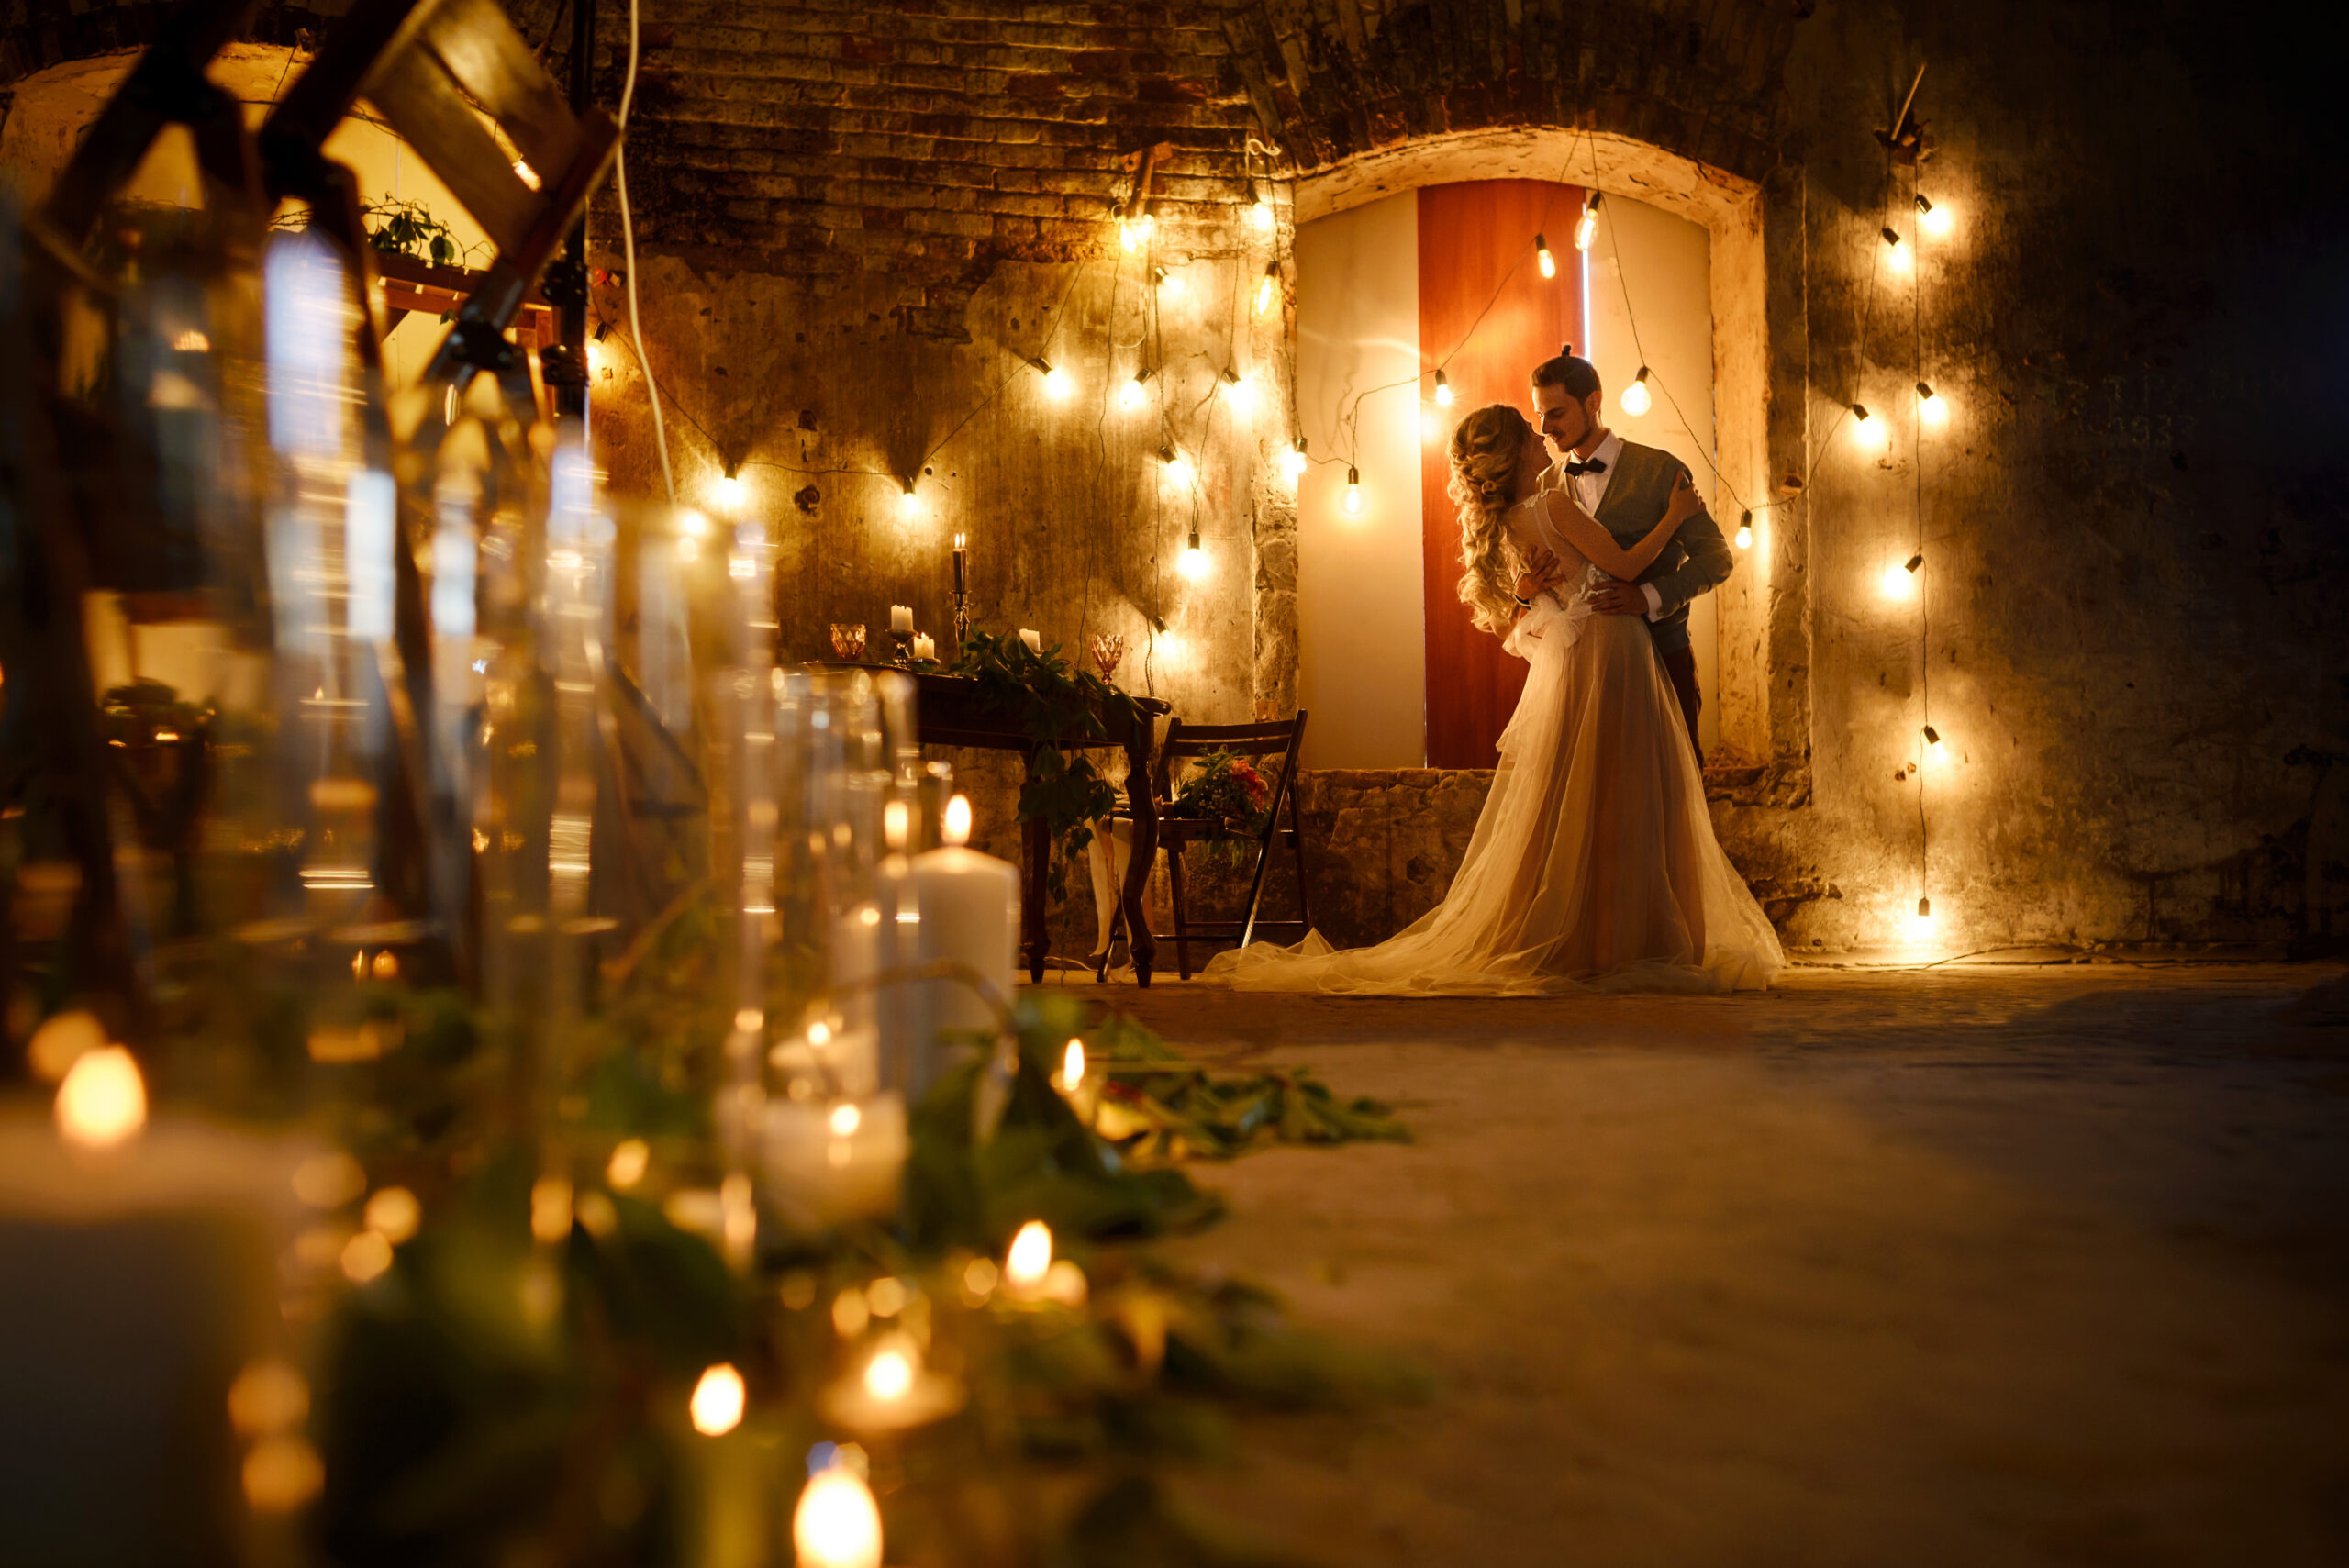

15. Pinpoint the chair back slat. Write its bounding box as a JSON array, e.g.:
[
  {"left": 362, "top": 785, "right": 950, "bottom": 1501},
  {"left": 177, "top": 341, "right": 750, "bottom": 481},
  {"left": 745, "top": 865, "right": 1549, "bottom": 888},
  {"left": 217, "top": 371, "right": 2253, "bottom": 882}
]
[
  {"left": 1163, "top": 718, "right": 1301, "bottom": 760},
  {"left": 423, "top": 0, "right": 583, "bottom": 178}
]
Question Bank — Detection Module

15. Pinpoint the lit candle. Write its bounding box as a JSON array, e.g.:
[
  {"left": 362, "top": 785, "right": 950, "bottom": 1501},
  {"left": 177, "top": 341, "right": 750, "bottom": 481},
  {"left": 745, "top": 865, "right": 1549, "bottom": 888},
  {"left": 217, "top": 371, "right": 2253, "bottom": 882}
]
[
  {"left": 1018, "top": 628, "right": 1041, "bottom": 653},
  {"left": 911, "top": 633, "right": 936, "bottom": 662},
  {"left": 1052, "top": 1037, "right": 1099, "bottom": 1126},
  {"left": 815, "top": 1329, "right": 964, "bottom": 1432},
  {"left": 952, "top": 532, "right": 967, "bottom": 591},
  {"left": 909, "top": 795, "right": 1018, "bottom": 1099},
  {"left": 760, "top": 1093, "right": 908, "bottom": 1234},
  {"left": 890, "top": 604, "right": 913, "bottom": 633},
  {"left": 793, "top": 1456, "right": 882, "bottom": 1568}
]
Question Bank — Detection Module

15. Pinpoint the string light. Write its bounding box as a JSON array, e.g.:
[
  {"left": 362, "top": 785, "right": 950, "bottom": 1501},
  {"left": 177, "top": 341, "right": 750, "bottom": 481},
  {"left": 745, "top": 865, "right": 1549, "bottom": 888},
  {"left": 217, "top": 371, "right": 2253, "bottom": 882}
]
[
  {"left": 1179, "top": 528, "right": 1207, "bottom": 580},
  {"left": 1281, "top": 438, "right": 1308, "bottom": 483},
  {"left": 1880, "top": 556, "right": 1919, "bottom": 600},
  {"left": 1850, "top": 403, "right": 1886, "bottom": 451},
  {"left": 1255, "top": 260, "right": 1278, "bottom": 317},
  {"left": 1433, "top": 369, "right": 1453, "bottom": 407},
  {"left": 1881, "top": 225, "right": 1910, "bottom": 273},
  {"left": 714, "top": 473, "right": 745, "bottom": 516},
  {"left": 1220, "top": 368, "right": 1253, "bottom": 416},
  {"left": 1534, "top": 233, "right": 1557, "bottom": 280},
  {"left": 898, "top": 479, "right": 919, "bottom": 519},
  {"left": 1341, "top": 465, "right": 1364, "bottom": 517},
  {"left": 1248, "top": 194, "right": 1274, "bottom": 234},
  {"left": 1032, "top": 358, "right": 1070, "bottom": 399},
  {"left": 1119, "top": 212, "right": 1153, "bottom": 253},
  {"left": 1119, "top": 366, "right": 1153, "bottom": 411},
  {"left": 1620, "top": 366, "right": 1652, "bottom": 417},
  {"left": 1915, "top": 193, "right": 1951, "bottom": 238},
  {"left": 1921, "top": 723, "right": 1945, "bottom": 765},
  {"left": 1916, "top": 380, "right": 1946, "bottom": 424},
  {"left": 1152, "top": 265, "right": 1182, "bottom": 298},
  {"left": 1159, "top": 445, "right": 1193, "bottom": 487},
  {"left": 1734, "top": 510, "right": 1753, "bottom": 550},
  {"left": 1575, "top": 191, "right": 1603, "bottom": 251}
]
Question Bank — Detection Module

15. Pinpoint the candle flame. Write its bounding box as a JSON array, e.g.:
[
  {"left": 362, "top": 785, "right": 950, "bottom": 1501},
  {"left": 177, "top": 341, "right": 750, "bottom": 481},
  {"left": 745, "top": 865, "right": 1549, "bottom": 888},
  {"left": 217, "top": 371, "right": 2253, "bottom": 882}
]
[
  {"left": 363, "top": 1185, "right": 420, "bottom": 1243},
  {"left": 1005, "top": 1220, "right": 1052, "bottom": 1291},
  {"left": 863, "top": 1342, "right": 916, "bottom": 1401},
  {"left": 607, "top": 1138, "right": 651, "bottom": 1189},
  {"left": 1058, "top": 1039, "right": 1085, "bottom": 1092},
  {"left": 942, "top": 795, "right": 973, "bottom": 847},
  {"left": 55, "top": 1046, "right": 146, "bottom": 1149},
  {"left": 884, "top": 799, "right": 910, "bottom": 851},
  {"left": 228, "top": 1359, "right": 311, "bottom": 1437},
  {"left": 829, "top": 1102, "right": 863, "bottom": 1137},
  {"left": 691, "top": 1363, "right": 746, "bottom": 1436},
  {"left": 794, "top": 1462, "right": 883, "bottom": 1568}
]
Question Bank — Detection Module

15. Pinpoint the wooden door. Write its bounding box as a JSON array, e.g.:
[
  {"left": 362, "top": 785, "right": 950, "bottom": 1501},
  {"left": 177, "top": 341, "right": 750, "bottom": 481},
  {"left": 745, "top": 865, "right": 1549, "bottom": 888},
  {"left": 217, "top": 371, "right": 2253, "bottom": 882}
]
[{"left": 1417, "top": 180, "right": 1586, "bottom": 769}]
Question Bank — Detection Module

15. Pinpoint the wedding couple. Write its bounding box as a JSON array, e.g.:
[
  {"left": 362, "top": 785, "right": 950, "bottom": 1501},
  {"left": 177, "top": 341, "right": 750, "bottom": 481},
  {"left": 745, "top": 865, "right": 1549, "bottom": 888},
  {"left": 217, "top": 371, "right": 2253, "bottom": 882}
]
[{"left": 1208, "top": 352, "right": 1785, "bottom": 995}]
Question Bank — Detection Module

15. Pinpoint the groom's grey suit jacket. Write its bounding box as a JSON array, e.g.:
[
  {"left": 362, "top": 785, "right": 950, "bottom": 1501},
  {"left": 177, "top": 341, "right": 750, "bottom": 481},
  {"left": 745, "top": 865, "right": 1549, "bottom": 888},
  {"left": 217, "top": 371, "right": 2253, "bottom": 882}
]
[{"left": 1588, "top": 439, "right": 1733, "bottom": 657}]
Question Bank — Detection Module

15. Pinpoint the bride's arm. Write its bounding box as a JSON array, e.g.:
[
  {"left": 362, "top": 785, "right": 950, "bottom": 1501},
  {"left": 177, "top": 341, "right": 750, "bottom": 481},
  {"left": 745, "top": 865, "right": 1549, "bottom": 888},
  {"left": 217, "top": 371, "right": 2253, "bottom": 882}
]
[{"left": 1536, "top": 473, "right": 1702, "bottom": 580}]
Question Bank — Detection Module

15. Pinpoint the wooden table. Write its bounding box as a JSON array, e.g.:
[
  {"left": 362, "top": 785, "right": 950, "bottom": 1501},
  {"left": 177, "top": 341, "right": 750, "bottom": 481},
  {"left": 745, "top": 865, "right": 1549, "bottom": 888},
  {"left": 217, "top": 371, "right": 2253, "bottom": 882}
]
[{"left": 819, "top": 666, "right": 1168, "bottom": 986}]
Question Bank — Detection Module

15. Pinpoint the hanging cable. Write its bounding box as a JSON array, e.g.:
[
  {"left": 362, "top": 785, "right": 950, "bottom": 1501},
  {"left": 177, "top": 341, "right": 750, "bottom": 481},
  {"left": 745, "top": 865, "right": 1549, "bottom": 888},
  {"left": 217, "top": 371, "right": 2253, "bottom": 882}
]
[{"left": 613, "top": 0, "right": 673, "bottom": 505}]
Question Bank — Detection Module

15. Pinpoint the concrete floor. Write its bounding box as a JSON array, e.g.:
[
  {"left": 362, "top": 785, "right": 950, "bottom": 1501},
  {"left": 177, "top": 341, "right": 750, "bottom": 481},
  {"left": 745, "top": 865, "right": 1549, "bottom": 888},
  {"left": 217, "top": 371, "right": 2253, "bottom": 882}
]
[{"left": 1064, "top": 963, "right": 2349, "bottom": 1567}]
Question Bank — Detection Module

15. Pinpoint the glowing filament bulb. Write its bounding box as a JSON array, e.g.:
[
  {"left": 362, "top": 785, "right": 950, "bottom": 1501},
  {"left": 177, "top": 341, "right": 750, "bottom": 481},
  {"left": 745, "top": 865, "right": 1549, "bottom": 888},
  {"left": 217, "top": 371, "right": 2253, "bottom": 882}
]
[
  {"left": 1433, "top": 370, "right": 1453, "bottom": 407},
  {"left": 1281, "top": 439, "right": 1308, "bottom": 483},
  {"left": 1256, "top": 261, "right": 1278, "bottom": 317},
  {"left": 1058, "top": 1039, "right": 1086, "bottom": 1092},
  {"left": 1575, "top": 192, "right": 1603, "bottom": 251},
  {"left": 1121, "top": 368, "right": 1152, "bottom": 411},
  {"left": 1734, "top": 511, "right": 1754, "bottom": 550},
  {"left": 1248, "top": 196, "right": 1274, "bottom": 233},
  {"left": 1341, "top": 466, "right": 1364, "bottom": 517},
  {"left": 1119, "top": 212, "right": 1152, "bottom": 253},
  {"left": 794, "top": 1462, "right": 883, "bottom": 1568},
  {"left": 1881, "top": 226, "right": 1910, "bottom": 272},
  {"left": 1917, "top": 380, "right": 1946, "bottom": 424},
  {"left": 1620, "top": 367, "right": 1652, "bottom": 417},
  {"left": 1005, "top": 1220, "right": 1052, "bottom": 1291},
  {"left": 1221, "top": 369, "right": 1253, "bottom": 415},
  {"left": 1921, "top": 724, "right": 1945, "bottom": 764},
  {"left": 1159, "top": 447, "right": 1193, "bottom": 487},
  {"left": 56, "top": 1045, "right": 146, "bottom": 1150},
  {"left": 690, "top": 1363, "right": 746, "bottom": 1436},
  {"left": 1916, "top": 193, "right": 1951, "bottom": 238},
  {"left": 1037, "top": 359, "right": 1070, "bottom": 399},
  {"left": 1534, "top": 233, "right": 1556, "bottom": 280},
  {"left": 1153, "top": 265, "right": 1181, "bottom": 298},
  {"left": 1851, "top": 404, "right": 1885, "bottom": 451},
  {"left": 942, "top": 794, "right": 973, "bottom": 846},
  {"left": 1906, "top": 895, "right": 1938, "bottom": 947},
  {"left": 1178, "top": 530, "right": 1207, "bottom": 580},
  {"left": 898, "top": 481, "right": 918, "bottom": 518}
]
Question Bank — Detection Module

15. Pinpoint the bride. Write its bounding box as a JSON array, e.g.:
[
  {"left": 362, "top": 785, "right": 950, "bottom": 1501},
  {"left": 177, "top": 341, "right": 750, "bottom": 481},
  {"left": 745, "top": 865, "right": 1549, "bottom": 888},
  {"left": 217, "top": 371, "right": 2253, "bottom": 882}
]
[{"left": 1206, "top": 403, "right": 1785, "bottom": 995}]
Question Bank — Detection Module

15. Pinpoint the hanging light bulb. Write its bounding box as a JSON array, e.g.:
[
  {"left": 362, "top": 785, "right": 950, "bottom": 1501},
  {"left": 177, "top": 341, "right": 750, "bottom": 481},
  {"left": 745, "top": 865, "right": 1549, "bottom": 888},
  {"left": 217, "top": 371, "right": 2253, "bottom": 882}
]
[
  {"left": 1281, "top": 438, "right": 1308, "bottom": 483},
  {"left": 1851, "top": 403, "right": 1885, "bottom": 450},
  {"left": 1906, "top": 894, "right": 1937, "bottom": 946},
  {"left": 1534, "top": 233, "right": 1557, "bottom": 280},
  {"left": 1879, "top": 552, "right": 1922, "bottom": 600},
  {"left": 1178, "top": 529, "right": 1207, "bottom": 580},
  {"left": 1341, "top": 465, "right": 1364, "bottom": 517},
  {"left": 1220, "top": 367, "right": 1253, "bottom": 415},
  {"left": 1915, "top": 193, "right": 1951, "bottom": 239},
  {"left": 1152, "top": 264, "right": 1182, "bottom": 298},
  {"left": 714, "top": 473, "right": 746, "bottom": 517},
  {"left": 1034, "top": 358, "right": 1070, "bottom": 400},
  {"left": 1119, "top": 211, "right": 1153, "bottom": 253},
  {"left": 1433, "top": 369, "right": 1453, "bottom": 407},
  {"left": 1921, "top": 723, "right": 1945, "bottom": 766},
  {"left": 1916, "top": 380, "right": 1946, "bottom": 425},
  {"left": 1255, "top": 259, "right": 1278, "bottom": 317},
  {"left": 1248, "top": 193, "right": 1274, "bottom": 234},
  {"left": 898, "top": 479, "right": 918, "bottom": 519},
  {"left": 1575, "top": 191, "right": 1604, "bottom": 251},
  {"left": 1734, "top": 510, "right": 1754, "bottom": 550},
  {"left": 1159, "top": 445, "right": 1192, "bottom": 487},
  {"left": 1120, "top": 366, "right": 1153, "bottom": 411},
  {"left": 1881, "top": 225, "right": 1910, "bottom": 272},
  {"left": 1620, "top": 366, "right": 1652, "bottom": 417}
]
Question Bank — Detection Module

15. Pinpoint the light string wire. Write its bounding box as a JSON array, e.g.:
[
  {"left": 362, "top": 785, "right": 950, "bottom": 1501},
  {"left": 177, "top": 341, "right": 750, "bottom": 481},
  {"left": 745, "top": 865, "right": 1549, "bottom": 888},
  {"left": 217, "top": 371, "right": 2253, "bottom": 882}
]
[
  {"left": 1911, "top": 158, "right": 1932, "bottom": 917},
  {"left": 612, "top": 0, "right": 672, "bottom": 505}
]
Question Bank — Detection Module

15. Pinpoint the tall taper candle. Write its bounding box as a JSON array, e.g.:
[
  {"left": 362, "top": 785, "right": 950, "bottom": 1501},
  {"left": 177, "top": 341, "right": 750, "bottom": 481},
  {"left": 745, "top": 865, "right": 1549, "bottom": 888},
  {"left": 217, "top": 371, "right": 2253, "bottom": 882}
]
[{"left": 952, "top": 532, "right": 967, "bottom": 591}]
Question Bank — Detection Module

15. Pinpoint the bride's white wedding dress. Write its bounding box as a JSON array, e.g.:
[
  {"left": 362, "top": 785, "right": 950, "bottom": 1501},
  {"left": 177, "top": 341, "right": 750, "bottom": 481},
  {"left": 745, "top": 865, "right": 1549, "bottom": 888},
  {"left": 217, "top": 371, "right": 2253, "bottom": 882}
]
[{"left": 1205, "top": 491, "right": 1785, "bottom": 995}]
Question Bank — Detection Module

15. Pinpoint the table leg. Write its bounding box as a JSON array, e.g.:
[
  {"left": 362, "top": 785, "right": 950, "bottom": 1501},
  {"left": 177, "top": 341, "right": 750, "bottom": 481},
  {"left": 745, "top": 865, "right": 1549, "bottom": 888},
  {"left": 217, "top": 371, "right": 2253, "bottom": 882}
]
[
  {"left": 1021, "top": 812, "right": 1049, "bottom": 985},
  {"left": 1121, "top": 720, "right": 1157, "bottom": 987}
]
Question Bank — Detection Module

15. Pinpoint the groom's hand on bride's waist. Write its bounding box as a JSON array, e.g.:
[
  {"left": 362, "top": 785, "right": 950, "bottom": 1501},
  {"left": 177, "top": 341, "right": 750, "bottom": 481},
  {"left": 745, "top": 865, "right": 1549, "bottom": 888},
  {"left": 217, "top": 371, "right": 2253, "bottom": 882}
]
[{"left": 1588, "top": 581, "right": 1651, "bottom": 617}]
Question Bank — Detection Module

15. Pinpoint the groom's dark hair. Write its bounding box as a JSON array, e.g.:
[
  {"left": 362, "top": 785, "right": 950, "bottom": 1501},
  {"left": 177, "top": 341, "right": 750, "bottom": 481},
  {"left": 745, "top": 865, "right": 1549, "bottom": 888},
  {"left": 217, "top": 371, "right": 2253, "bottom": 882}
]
[{"left": 1531, "top": 351, "right": 1602, "bottom": 401}]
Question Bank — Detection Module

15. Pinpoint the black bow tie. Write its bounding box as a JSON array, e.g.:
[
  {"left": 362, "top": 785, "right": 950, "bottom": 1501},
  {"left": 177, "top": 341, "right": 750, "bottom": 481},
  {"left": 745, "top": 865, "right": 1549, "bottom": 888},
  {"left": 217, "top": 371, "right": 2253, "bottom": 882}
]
[{"left": 1564, "top": 458, "right": 1609, "bottom": 477}]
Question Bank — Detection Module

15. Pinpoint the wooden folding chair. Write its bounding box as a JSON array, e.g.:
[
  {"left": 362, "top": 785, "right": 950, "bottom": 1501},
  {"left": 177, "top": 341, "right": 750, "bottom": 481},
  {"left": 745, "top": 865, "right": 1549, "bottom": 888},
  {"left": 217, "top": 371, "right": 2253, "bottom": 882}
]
[{"left": 1146, "top": 713, "right": 1313, "bottom": 980}]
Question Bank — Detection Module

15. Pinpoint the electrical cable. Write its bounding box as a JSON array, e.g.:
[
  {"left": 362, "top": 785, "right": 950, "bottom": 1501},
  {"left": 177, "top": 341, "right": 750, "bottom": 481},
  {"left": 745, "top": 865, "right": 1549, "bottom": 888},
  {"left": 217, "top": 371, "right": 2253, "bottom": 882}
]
[{"left": 613, "top": 0, "right": 674, "bottom": 506}]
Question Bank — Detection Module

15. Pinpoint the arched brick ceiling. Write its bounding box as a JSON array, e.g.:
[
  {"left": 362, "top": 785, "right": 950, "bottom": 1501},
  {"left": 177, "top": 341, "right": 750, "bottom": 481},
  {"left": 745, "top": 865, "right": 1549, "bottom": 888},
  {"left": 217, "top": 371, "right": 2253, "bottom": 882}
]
[{"left": 1221, "top": 0, "right": 1808, "bottom": 183}]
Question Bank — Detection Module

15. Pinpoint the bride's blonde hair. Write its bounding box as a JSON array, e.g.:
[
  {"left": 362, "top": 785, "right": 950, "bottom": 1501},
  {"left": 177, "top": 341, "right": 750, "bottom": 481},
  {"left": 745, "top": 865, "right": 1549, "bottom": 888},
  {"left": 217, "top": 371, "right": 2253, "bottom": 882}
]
[{"left": 1448, "top": 403, "right": 1532, "bottom": 637}]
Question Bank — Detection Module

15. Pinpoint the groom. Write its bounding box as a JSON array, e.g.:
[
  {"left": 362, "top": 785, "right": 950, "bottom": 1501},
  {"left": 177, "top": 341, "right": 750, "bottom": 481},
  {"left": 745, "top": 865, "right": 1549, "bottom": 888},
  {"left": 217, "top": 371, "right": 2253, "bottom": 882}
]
[{"left": 1516, "top": 351, "right": 1732, "bottom": 766}]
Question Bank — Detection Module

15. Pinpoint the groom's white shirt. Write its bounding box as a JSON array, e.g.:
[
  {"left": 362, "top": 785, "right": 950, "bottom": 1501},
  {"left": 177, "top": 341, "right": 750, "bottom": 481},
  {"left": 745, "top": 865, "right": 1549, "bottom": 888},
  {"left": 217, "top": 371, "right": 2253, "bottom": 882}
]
[{"left": 1543, "top": 430, "right": 1664, "bottom": 619}]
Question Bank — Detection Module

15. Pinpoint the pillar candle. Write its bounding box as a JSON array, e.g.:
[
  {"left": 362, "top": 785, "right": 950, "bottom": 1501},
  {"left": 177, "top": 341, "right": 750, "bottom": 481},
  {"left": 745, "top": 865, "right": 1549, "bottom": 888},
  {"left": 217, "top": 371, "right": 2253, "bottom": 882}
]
[
  {"left": 760, "top": 1093, "right": 907, "bottom": 1235},
  {"left": 909, "top": 796, "right": 1018, "bottom": 1100},
  {"left": 889, "top": 604, "right": 913, "bottom": 633},
  {"left": 911, "top": 634, "right": 936, "bottom": 662},
  {"left": 1018, "top": 628, "right": 1041, "bottom": 653}
]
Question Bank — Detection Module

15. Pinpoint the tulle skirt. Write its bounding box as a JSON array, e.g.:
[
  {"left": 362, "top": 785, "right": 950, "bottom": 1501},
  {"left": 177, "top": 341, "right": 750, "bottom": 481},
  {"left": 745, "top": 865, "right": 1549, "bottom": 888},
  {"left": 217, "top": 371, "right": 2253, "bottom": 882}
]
[{"left": 1204, "top": 592, "right": 1785, "bottom": 995}]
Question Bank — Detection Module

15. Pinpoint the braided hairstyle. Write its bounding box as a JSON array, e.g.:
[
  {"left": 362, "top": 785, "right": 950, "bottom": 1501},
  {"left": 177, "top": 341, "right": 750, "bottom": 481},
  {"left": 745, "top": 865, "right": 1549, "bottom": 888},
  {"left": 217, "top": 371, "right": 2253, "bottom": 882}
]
[{"left": 1448, "top": 403, "right": 1533, "bottom": 637}]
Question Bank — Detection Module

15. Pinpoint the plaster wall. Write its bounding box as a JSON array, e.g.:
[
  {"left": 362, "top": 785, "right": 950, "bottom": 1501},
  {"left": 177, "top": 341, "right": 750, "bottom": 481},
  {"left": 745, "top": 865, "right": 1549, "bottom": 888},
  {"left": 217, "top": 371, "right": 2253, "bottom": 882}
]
[{"left": 1291, "top": 189, "right": 1422, "bottom": 768}]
